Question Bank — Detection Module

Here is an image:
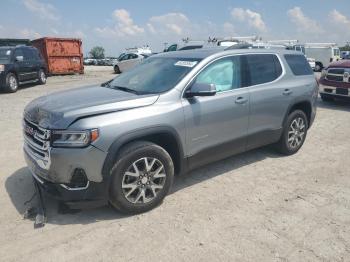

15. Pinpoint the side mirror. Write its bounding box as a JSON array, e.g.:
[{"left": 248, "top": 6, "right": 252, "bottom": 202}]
[
  {"left": 185, "top": 82, "right": 216, "bottom": 98},
  {"left": 16, "top": 56, "right": 24, "bottom": 62}
]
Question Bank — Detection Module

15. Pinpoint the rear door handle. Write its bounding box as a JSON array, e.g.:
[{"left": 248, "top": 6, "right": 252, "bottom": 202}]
[
  {"left": 283, "top": 89, "right": 293, "bottom": 96},
  {"left": 235, "top": 97, "right": 248, "bottom": 104}
]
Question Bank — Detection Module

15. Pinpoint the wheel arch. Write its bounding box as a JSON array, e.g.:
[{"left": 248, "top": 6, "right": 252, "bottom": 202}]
[
  {"left": 284, "top": 100, "right": 312, "bottom": 128},
  {"left": 6, "top": 70, "right": 18, "bottom": 79},
  {"left": 101, "top": 126, "right": 186, "bottom": 181}
]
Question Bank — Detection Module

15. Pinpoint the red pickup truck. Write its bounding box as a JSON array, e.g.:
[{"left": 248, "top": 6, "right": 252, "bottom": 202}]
[{"left": 319, "top": 60, "right": 350, "bottom": 101}]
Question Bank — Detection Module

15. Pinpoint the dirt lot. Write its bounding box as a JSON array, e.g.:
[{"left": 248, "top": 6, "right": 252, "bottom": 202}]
[{"left": 0, "top": 68, "right": 349, "bottom": 262}]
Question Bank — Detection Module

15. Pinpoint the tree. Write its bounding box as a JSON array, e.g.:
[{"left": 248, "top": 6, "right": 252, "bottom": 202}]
[
  {"left": 340, "top": 44, "right": 350, "bottom": 52},
  {"left": 89, "top": 46, "right": 105, "bottom": 59}
]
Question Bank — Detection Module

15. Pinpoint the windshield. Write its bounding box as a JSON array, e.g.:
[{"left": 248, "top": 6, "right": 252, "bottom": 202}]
[
  {"left": 108, "top": 57, "right": 200, "bottom": 94},
  {"left": 0, "top": 49, "right": 12, "bottom": 62}
]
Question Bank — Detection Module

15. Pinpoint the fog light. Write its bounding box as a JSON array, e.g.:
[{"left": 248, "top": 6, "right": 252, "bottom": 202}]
[{"left": 60, "top": 168, "right": 89, "bottom": 190}]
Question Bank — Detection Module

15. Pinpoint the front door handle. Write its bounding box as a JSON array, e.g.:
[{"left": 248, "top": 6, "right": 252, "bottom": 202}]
[
  {"left": 283, "top": 89, "right": 293, "bottom": 96},
  {"left": 235, "top": 97, "right": 248, "bottom": 104}
]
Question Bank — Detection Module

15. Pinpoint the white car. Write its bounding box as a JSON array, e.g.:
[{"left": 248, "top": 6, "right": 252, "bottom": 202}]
[
  {"left": 113, "top": 53, "right": 149, "bottom": 74},
  {"left": 307, "top": 57, "right": 316, "bottom": 70}
]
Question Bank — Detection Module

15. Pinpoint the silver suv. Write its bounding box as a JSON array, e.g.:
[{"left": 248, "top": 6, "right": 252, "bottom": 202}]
[{"left": 23, "top": 48, "right": 318, "bottom": 213}]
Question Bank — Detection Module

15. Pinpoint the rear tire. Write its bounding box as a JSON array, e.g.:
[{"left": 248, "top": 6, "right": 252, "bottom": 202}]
[
  {"left": 276, "top": 110, "right": 308, "bottom": 155},
  {"left": 38, "top": 69, "right": 46, "bottom": 85},
  {"left": 114, "top": 65, "right": 121, "bottom": 74},
  {"left": 320, "top": 94, "right": 334, "bottom": 102},
  {"left": 4, "top": 73, "right": 18, "bottom": 93},
  {"left": 109, "top": 141, "right": 174, "bottom": 214}
]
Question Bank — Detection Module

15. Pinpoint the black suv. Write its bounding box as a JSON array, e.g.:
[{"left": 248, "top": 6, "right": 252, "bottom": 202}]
[{"left": 0, "top": 46, "right": 47, "bottom": 93}]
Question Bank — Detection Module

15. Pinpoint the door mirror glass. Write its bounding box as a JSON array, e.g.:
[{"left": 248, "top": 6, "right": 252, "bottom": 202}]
[
  {"left": 15, "top": 56, "right": 24, "bottom": 62},
  {"left": 185, "top": 83, "right": 216, "bottom": 97}
]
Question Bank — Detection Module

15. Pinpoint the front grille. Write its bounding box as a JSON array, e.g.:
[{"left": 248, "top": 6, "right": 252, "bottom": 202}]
[
  {"left": 326, "top": 75, "right": 343, "bottom": 82},
  {"left": 23, "top": 118, "right": 51, "bottom": 170},
  {"left": 325, "top": 67, "right": 350, "bottom": 83}
]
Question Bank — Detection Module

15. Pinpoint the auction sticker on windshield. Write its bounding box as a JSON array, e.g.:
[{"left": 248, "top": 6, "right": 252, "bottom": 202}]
[{"left": 174, "top": 61, "right": 198, "bottom": 68}]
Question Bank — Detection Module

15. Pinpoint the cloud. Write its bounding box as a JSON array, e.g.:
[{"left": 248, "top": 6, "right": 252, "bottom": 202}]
[
  {"left": 19, "top": 28, "right": 41, "bottom": 38},
  {"left": 113, "top": 9, "right": 144, "bottom": 35},
  {"left": 223, "top": 22, "right": 235, "bottom": 35},
  {"left": 231, "top": 8, "right": 267, "bottom": 32},
  {"left": 95, "top": 9, "right": 144, "bottom": 38},
  {"left": 147, "top": 13, "right": 191, "bottom": 36},
  {"left": 287, "top": 7, "right": 323, "bottom": 34},
  {"left": 329, "top": 9, "right": 350, "bottom": 27},
  {"left": 23, "top": 0, "right": 60, "bottom": 21}
]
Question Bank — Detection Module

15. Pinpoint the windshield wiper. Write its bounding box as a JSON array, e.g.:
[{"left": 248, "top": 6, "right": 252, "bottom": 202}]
[{"left": 110, "top": 85, "right": 140, "bottom": 95}]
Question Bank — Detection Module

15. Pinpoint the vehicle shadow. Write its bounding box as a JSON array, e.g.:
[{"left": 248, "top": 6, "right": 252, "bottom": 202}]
[
  {"left": 5, "top": 146, "right": 282, "bottom": 226},
  {"left": 0, "top": 82, "right": 43, "bottom": 94},
  {"left": 317, "top": 97, "right": 350, "bottom": 112}
]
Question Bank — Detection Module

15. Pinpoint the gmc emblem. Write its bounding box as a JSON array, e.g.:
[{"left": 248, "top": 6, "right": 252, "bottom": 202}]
[{"left": 24, "top": 125, "right": 36, "bottom": 136}]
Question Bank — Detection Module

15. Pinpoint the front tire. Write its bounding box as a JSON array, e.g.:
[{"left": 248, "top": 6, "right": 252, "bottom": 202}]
[
  {"left": 114, "top": 65, "right": 121, "bottom": 74},
  {"left": 276, "top": 110, "right": 308, "bottom": 155},
  {"left": 4, "top": 73, "right": 18, "bottom": 93},
  {"left": 109, "top": 141, "right": 174, "bottom": 214}
]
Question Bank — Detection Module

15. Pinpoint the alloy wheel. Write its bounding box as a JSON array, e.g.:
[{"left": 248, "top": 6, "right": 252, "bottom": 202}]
[
  {"left": 288, "top": 117, "right": 305, "bottom": 149},
  {"left": 40, "top": 71, "right": 46, "bottom": 82},
  {"left": 9, "top": 75, "right": 18, "bottom": 90},
  {"left": 122, "top": 157, "right": 166, "bottom": 204}
]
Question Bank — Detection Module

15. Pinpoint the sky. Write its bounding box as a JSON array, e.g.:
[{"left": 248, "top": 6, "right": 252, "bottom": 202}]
[{"left": 1, "top": 0, "right": 350, "bottom": 56}]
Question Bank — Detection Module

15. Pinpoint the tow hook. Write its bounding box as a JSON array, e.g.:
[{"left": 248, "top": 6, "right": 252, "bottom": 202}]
[{"left": 23, "top": 178, "right": 47, "bottom": 228}]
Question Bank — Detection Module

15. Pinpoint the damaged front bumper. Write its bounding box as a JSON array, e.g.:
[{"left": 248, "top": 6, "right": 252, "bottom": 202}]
[{"left": 24, "top": 143, "right": 110, "bottom": 209}]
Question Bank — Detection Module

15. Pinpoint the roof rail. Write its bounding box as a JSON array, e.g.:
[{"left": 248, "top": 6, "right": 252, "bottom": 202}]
[{"left": 225, "top": 43, "right": 253, "bottom": 50}]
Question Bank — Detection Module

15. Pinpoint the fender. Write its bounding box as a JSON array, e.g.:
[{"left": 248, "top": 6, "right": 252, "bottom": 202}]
[
  {"left": 282, "top": 98, "right": 312, "bottom": 129},
  {"left": 101, "top": 125, "right": 187, "bottom": 181}
]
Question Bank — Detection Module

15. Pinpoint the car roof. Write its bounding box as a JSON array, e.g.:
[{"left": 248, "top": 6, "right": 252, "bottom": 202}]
[{"left": 153, "top": 47, "right": 301, "bottom": 60}]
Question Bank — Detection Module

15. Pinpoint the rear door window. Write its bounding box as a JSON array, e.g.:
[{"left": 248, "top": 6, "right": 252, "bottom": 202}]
[
  {"left": 284, "top": 54, "right": 313, "bottom": 76},
  {"left": 31, "top": 49, "right": 42, "bottom": 61},
  {"left": 23, "top": 48, "right": 34, "bottom": 61},
  {"left": 14, "top": 49, "right": 24, "bottom": 60},
  {"left": 245, "top": 54, "right": 283, "bottom": 86}
]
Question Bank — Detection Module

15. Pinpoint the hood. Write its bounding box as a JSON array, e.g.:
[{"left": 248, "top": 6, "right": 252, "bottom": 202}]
[
  {"left": 328, "top": 59, "right": 350, "bottom": 69},
  {"left": 24, "top": 85, "right": 159, "bottom": 129}
]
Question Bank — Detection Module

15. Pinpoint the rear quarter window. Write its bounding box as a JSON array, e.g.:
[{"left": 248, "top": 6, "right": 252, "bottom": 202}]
[
  {"left": 284, "top": 54, "right": 313, "bottom": 76},
  {"left": 245, "top": 54, "right": 283, "bottom": 86}
]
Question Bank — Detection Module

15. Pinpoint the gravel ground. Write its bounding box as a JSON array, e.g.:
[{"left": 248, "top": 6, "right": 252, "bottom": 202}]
[{"left": 0, "top": 70, "right": 349, "bottom": 262}]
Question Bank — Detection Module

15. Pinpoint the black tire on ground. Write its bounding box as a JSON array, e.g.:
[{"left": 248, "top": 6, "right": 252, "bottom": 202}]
[
  {"left": 38, "top": 69, "right": 46, "bottom": 85},
  {"left": 320, "top": 94, "right": 334, "bottom": 102},
  {"left": 315, "top": 62, "right": 323, "bottom": 72},
  {"left": 4, "top": 73, "right": 18, "bottom": 93},
  {"left": 109, "top": 141, "right": 174, "bottom": 214},
  {"left": 276, "top": 110, "right": 309, "bottom": 156},
  {"left": 114, "top": 65, "right": 121, "bottom": 74}
]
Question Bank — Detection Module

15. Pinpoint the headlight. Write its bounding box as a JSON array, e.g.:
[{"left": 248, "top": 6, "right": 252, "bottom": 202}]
[
  {"left": 0, "top": 65, "right": 4, "bottom": 72},
  {"left": 51, "top": 129, "right": 99, "bottom": 148},
  {"left": 321, "top": 69, "right": 327, "bottom": 78}
]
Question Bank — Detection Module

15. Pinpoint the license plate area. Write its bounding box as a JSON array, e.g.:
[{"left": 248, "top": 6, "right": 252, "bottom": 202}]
[{"left": 336, "top": 88, "right": 349, "bottom": 96}]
